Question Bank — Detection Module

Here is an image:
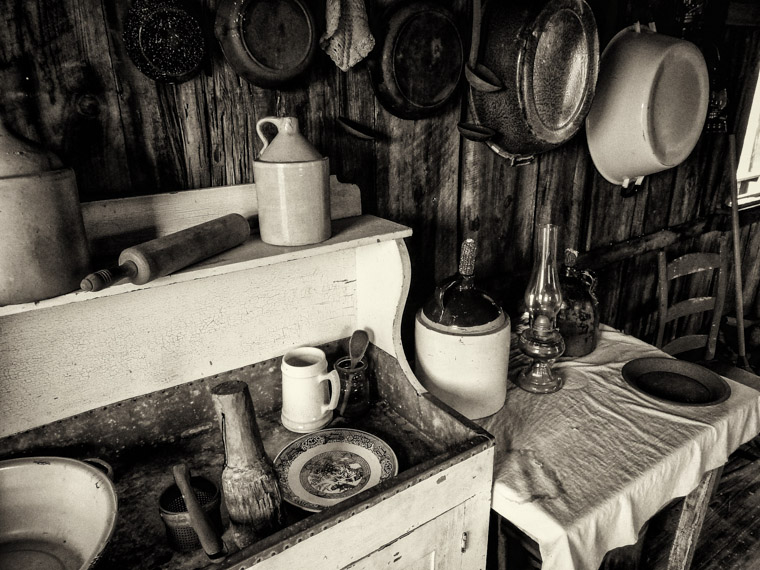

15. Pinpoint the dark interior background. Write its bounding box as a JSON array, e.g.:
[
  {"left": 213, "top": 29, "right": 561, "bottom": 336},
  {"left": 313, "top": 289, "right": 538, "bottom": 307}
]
[{"left": 0, "top": 0, "right": 758, "bottom": 353}]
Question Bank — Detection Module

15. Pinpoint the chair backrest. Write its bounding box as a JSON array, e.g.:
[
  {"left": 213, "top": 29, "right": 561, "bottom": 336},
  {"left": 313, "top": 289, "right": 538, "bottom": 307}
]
[{"left": 655, "top": 234, "right": 729, "bottom": 361}]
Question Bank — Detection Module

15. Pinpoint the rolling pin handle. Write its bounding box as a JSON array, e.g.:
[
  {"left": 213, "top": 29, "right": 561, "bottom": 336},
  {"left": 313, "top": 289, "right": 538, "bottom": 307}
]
[{"left": 80, "top": 261, "right": 138, "bottom": 292}]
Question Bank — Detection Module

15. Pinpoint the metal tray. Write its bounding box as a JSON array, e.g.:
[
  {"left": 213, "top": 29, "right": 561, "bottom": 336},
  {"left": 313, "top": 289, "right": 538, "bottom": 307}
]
[{"left": 621, "top": 357, "right": 731, "bottom": 406}]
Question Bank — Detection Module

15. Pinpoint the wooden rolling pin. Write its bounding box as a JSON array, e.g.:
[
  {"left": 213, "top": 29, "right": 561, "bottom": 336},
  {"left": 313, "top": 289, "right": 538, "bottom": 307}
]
[{"left": 80, "top": 213, "right": 250, "bottom": 291}]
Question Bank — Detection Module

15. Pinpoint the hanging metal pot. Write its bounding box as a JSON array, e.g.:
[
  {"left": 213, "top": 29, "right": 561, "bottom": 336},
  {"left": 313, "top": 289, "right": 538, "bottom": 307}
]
[
  {"left": 367, "top": 1, "right": 465, "bottom": 120},
  {"left": 215, "top": 0, "right": 317, "bottom": 88},
  {"left": 463, "top": 0, "right": 599, "bottom": 164},
  {"left": 585, "top": 24, "right": 709, "bottom": 188}
]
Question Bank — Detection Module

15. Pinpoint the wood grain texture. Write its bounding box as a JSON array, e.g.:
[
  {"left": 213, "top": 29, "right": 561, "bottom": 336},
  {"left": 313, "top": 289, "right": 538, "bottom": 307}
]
[
  {"left": 211, "top": 381, "right": 282, "bottom": 547},
  {"left": 0, "top": 0, "right": 759, "bottom": 344}
]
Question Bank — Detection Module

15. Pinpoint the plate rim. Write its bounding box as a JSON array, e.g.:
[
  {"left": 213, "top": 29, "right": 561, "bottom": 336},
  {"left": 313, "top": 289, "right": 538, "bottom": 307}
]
[
  {"left": 621, "top": 356, "right": 731, "bottom": 406},
  {"left": 273, "top": 427, "right": 399, "bottom": 512}
]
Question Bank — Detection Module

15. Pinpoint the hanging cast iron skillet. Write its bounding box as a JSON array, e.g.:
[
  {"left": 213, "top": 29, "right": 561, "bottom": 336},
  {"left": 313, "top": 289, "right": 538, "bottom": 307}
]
[
  {"left": 123, "top": 0, "right": 207, "bottom": 83},
  {"left": 215, "top": 0, "right": 317, "bottom": 88},
  {"left": 463, "top": 0, "right": 599, "bottom": 164},
  {"left": 367, "top": 1, "right": 464, "bottom": 120}
]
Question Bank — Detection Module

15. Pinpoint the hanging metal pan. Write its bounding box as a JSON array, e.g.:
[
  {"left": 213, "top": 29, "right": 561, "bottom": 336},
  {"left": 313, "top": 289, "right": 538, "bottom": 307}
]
[
  {"left": 467, "top": 0, "right": 599, "bottom": 162},
  {"left": 215, "top": 0, "right": 317, "bottom": 88},
  {"left": 367, "top": 1, "right": 464, "bottom": 120},
  {"left": 123, "top": 0, "right": 207, "bottom": 84}
]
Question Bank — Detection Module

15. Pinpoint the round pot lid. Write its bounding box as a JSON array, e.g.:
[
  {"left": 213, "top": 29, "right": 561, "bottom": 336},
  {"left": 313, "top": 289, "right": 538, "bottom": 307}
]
[
  {"left": 367, "top": 1, "right": 464, "bottom": 120},
  {"left": 468, "top": 0, "right": 599, "bottom": 158},
  {"left": 585, "top": 26, "right": 709, "bottom": 186},
  {"left": 215, "top": 0, "right": 317, "bottom": 88},
  {"left": 123, "top": 0, "right": 206, "bottom": 83}
]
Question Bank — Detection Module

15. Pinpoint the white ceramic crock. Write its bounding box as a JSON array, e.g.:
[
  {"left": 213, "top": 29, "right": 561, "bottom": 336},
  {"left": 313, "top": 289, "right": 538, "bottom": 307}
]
[
  {"left": 585, "top": 25, "right": 709, "bottom": 187},
  {"left": 414, "top": 309, "right": 511, "bottom": 420}
]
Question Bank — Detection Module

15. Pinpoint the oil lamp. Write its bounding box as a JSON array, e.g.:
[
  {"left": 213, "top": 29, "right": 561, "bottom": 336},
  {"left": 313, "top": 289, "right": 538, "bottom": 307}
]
[{"left": 517, "top": 223, "right": 565, "bottom": 393}]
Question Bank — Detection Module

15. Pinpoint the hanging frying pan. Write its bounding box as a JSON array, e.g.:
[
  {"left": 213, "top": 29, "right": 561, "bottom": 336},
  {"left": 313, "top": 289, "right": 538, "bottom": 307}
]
[
  {"left": 464, "top": 0, "right": 599, "bottom": 164},
  {"left": 123, "top": 0, "right": 207, "bottom": 83},
  {"left": 215, "top": 0, "right": 317, "bottom": 88},
  {"left": 367, "top": 1, "right": 464, "bottom": 120}
]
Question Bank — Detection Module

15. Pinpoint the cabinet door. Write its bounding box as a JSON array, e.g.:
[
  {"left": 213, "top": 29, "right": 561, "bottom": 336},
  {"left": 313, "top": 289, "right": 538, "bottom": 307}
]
[{"left": 343, "top": 502, "right": 466, "bottom": 570}]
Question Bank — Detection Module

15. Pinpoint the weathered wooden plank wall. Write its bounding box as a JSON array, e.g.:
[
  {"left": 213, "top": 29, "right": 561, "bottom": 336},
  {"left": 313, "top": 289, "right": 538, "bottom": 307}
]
[{"left": 0, "top": 0, "right": 757, "bottom": 348}]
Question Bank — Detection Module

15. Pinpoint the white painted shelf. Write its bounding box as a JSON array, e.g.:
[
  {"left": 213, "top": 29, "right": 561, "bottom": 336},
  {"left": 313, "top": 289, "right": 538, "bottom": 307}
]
[{"left": 0, "top": 215, "right": 412, "bottom": 317}]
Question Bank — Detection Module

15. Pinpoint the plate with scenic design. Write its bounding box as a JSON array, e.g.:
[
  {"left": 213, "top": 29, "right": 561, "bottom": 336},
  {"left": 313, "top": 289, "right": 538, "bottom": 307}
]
[{"left": 273, "top": 428, "right": 398, "bottom": 512}]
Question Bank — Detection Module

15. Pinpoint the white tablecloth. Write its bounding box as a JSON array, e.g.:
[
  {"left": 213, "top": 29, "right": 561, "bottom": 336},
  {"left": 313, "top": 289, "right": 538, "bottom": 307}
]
[{"left": 478, "top": 325, "right": 760, "bottom": 570}]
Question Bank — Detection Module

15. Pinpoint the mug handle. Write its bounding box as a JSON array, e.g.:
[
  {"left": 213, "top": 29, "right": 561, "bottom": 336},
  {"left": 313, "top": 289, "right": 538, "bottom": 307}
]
[{"left": 319, "top": 370, "right": 342, "bottom": 413}]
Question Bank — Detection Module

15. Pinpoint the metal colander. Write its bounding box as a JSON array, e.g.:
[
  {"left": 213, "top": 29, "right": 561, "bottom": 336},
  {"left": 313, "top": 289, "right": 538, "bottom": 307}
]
[{"left": 158, "top": 476, "right": 222, "bottom": 552}]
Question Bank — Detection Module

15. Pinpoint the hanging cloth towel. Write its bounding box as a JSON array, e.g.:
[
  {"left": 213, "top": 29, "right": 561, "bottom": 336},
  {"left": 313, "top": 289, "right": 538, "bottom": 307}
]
[{"left": 320, "top": 0, "right": 375, "bottom": 71}]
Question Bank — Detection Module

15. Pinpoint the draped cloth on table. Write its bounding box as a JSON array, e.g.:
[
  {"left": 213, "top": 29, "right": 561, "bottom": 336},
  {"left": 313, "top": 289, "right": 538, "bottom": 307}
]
[{"left": 478, "top": 325, "right": 760, "bottom": 570}]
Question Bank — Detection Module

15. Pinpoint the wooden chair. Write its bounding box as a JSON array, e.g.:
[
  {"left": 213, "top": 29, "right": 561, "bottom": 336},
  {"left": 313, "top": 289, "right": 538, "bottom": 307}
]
[{"left": 656, "top": 235, "right": 728, "bottom": 361}]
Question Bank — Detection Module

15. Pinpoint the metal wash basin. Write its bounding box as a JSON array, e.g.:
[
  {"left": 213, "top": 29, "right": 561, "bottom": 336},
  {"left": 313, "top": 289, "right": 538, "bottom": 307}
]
[{"left": 0, "top": 456, "right": 118, "bottom": 570}]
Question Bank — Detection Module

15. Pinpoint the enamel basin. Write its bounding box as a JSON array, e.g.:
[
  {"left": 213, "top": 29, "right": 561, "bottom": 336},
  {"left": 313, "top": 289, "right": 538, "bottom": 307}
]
[{"left": 0, "top": 456, "right": 118, "bottom": 570}]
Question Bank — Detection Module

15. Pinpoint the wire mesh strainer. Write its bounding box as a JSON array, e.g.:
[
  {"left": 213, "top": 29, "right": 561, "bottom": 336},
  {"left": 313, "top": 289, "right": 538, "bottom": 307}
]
[{"left": 159, "top": 476, "right": 222, "bottom": 552}]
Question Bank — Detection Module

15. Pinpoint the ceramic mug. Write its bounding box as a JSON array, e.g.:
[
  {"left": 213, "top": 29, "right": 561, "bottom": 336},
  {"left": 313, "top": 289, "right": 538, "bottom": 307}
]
[{"left": 281, "top": 347, "right": 341, "bottom": 433}]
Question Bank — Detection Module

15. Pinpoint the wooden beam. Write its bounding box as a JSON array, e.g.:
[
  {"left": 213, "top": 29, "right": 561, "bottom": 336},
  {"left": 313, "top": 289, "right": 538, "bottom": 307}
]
[{"left": 576, "top": 213, "right": 729, "bottom": 271}]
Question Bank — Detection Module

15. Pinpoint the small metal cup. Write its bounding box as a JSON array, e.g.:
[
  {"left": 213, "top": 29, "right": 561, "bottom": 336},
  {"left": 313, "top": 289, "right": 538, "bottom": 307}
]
[{"left": 158, "top": 476, "right": 222, "bottom": 552}]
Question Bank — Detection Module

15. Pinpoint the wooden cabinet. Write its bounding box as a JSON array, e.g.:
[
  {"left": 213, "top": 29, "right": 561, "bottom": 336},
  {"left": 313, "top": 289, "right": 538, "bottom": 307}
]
[
  {"left": 347, "top": 503, "right": 467, "bottom": 570},
  {"left": 0, "top": 180, "right": 494, "bottom": 570}
]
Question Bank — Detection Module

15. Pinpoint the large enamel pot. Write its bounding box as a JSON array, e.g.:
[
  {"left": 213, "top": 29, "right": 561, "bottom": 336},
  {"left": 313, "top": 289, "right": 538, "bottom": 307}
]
[
  {"left": 468, "top": 0, "right": 599, "bottom": 162},
  {"left": 0, "top": 457, "right": 118, "bottom": 569},
  {"left": 585, "top": 25, "right": 709, "bottom": 187}
]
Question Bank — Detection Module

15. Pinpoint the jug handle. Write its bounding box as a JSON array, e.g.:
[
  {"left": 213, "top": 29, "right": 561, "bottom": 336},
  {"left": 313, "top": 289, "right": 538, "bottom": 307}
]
[
  {"left": 256, "top": 117, "right": 300, "bottom": 153},
  {"left": 256, "top": 117, "right": 283, "bottom": 153}
]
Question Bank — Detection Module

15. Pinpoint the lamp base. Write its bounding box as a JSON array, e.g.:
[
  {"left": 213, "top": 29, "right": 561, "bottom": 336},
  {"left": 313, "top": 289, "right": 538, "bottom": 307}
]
[{"left": 517, "top": 361, "right": 564, "bottom": 394}]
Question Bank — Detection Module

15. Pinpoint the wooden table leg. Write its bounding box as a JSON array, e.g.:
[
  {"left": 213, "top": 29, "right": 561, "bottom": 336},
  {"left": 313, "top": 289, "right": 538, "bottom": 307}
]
[{"left": 662, "top": 466, "right": 724, "bottom": 570}]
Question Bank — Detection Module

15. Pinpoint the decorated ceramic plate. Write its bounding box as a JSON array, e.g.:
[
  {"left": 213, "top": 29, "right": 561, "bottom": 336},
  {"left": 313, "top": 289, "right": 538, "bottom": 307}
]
[{"left": 273, "top": 428, "right": 398, "bottom": 512}]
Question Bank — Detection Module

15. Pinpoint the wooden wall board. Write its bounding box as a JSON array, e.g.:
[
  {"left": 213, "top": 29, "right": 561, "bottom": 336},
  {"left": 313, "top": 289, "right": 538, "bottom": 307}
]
[
  {"left": 0, "top": 0, "right": 133, "bottom": 201},
  {"left": 1, "top": 0, "right": 759, "bottom": 344},
  {"left": 670, "top": 139, "right": 712, "bottom": 227},
  {"left": 643, "top": 169, "right": 678, "bottom": 235},
  {"left": 534, "top": 138, "right": 590, "bottom": 250}
]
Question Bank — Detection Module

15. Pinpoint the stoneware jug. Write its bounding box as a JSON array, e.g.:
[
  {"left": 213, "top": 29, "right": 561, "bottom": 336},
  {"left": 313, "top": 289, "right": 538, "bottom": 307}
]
[
  {"left": 0, "top": 122, "right": 91, "bottom": 305},
  {"left": 253, "top": 117, "right": 331, "bottom": 246},
  {"left": 414, "top": 239, "right": 511, "bottom": 420}
]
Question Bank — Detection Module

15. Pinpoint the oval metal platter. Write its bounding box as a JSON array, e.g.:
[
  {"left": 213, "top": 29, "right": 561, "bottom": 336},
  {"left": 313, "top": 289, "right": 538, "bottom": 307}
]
[{"left": 621, "top": 357, "right": 731, "bottom": 406}]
